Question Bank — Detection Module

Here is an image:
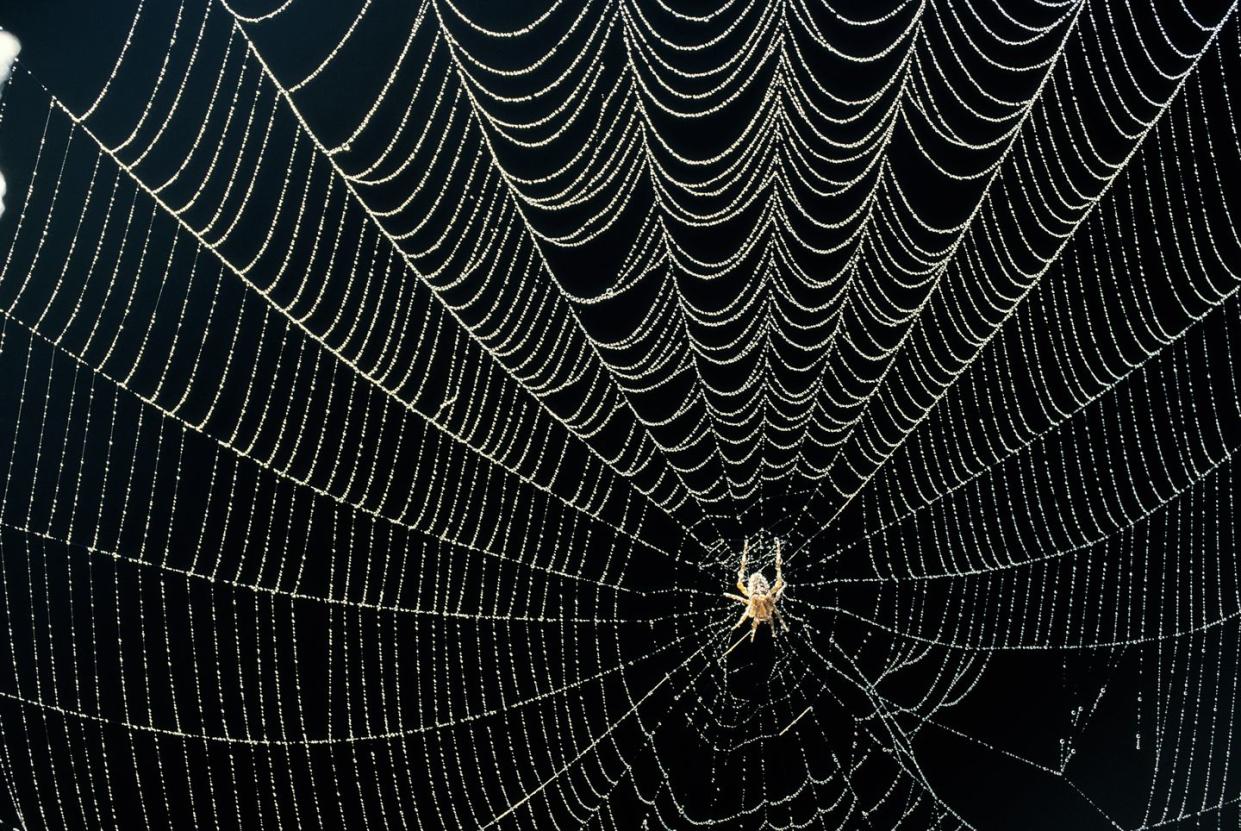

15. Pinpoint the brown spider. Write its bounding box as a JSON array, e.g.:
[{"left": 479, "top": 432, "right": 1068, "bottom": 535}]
[{"left": 723, "top": 539, "right": 788, "bottom": 641}]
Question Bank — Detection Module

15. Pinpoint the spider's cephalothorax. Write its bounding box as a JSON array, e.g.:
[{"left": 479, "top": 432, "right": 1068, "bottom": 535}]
[{"left": 723, "top": 540, "right": 787, "bottom": 641}]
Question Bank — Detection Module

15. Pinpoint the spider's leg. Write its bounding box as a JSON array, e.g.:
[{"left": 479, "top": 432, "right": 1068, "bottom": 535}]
[
  {"left": 723, "top": 593, "right": 749, "bottom": 604},
  {"left": 776, "top": 609, "right": 789, "bottom": 632},
  {"left": 750, "top": 618, "right": 759, "bottom": 641},
  {"left": 737, "top": 540, "right": 749, "bottom": 596},
  {"left": 773, "top": 540, "right": 785, "bottom": 597},
  {"left": 733, "top": 611, "right": 749, "bottom": 631}
]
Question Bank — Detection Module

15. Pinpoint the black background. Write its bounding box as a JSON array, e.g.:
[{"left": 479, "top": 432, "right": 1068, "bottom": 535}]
[{"left": 0, "top": 1, "right": 1239, "bottom": 829}]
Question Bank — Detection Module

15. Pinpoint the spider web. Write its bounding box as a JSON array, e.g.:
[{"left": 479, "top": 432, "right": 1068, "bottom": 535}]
[{"left": 0, "top": 0, "right": 1239, "bottom": 828}]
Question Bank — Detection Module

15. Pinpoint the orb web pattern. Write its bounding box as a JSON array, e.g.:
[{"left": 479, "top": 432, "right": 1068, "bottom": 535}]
[{"left": 0, "top": 0, "right": 1239, "bottom": 828}]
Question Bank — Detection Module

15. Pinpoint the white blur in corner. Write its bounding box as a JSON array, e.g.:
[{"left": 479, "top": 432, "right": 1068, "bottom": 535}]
[
  {"left": 0, "top": 29, "right": 18, "bottom": 83},
  {"left": 0, "top": 29, "right": 20, "bottom": 219}
]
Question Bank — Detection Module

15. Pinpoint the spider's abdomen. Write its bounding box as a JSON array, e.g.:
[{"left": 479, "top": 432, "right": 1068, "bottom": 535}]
[{"left": 748, "top": 573, "right": 770, "bottom": 596}]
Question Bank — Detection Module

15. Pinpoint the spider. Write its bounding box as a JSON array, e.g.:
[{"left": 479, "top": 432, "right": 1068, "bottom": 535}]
[{"left": 723, "top": 539, "right": 788, "bottom": 641}]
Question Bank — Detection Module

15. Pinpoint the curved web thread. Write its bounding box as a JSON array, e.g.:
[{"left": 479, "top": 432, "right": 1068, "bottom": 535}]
[{"left": 0, "top": 1, "right": 1237, "bottom": 829}]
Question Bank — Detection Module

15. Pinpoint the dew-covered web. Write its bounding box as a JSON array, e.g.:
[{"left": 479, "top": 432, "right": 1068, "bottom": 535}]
[{"left": 0, "top": 0, "right": 1239, "bottom": 828}]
